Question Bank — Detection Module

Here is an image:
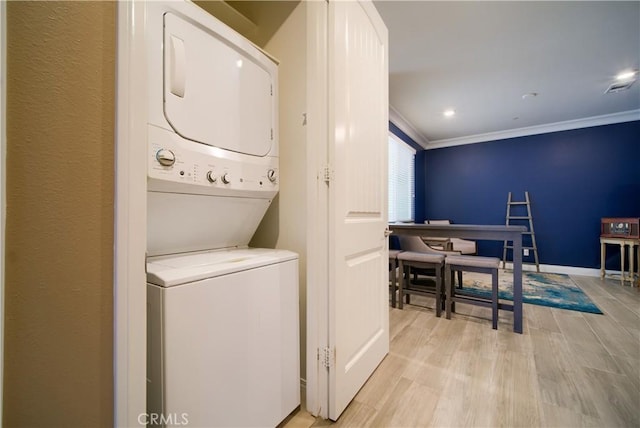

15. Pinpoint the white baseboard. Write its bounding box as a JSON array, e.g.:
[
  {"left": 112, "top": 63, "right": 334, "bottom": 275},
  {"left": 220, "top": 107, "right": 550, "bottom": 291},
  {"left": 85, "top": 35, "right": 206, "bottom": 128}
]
[{"left": 502, "top": 262, "right": 604, "bottom": 277}]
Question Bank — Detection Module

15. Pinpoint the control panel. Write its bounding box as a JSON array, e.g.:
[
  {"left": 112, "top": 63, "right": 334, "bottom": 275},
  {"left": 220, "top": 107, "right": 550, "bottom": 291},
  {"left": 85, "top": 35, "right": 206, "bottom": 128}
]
[{"left": 147, "top": 126, "right": 278, "bottom": 197}]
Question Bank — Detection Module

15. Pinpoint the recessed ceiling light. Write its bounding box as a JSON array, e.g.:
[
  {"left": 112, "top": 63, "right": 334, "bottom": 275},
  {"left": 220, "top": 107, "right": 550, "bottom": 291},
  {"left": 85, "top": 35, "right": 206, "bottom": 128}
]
[
  {"left": 443, "top": 109, "right": 456, "bottom": 118},
  {"left": 616, "top": 70, "right": 638, "bottom": 81}
]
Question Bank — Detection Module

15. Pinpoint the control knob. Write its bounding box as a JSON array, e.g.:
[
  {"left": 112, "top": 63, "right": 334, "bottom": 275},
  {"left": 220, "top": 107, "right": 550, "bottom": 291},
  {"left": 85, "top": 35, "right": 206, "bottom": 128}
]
[
  {"left": 267, "top": 169, "right": 277, "bottom": 183},
  {"left": 221, "top": 173, "right": 231, "bottom": 184},
  {"left": 156, "top": 149, "right": 176, "bottom": 167},
  {"left": 206, "top": 171, "right": 217, "bottom": 183}
]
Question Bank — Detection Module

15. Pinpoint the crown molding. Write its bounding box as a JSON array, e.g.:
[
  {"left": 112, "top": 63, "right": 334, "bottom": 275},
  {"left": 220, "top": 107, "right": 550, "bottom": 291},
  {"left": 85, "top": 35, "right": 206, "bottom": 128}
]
[
  {"left": 388, "top": 105, "right": 429, "bottom": 149},
  {"left": 425, "top": 109, "right": 640, "bottom": 150}
]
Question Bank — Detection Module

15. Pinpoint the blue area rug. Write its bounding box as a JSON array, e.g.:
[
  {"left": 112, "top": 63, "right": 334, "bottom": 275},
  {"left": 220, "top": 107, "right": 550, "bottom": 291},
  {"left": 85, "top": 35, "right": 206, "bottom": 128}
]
[{"left": 461, "top": 270, "right": 603, "bottom": 314}]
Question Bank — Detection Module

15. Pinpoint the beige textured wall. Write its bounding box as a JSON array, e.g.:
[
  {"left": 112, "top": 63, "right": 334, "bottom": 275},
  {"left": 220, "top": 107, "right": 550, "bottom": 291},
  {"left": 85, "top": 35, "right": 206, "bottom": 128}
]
[{"left": 3, "top": 2, "right": 115, "bottom": 426}]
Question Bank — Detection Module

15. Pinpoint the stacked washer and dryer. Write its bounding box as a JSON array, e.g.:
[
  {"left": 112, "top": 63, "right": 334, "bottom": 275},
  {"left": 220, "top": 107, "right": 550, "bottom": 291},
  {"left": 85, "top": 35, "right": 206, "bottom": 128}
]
[{"left": 144, "top": 2, "right": 300, "bottom": 427}]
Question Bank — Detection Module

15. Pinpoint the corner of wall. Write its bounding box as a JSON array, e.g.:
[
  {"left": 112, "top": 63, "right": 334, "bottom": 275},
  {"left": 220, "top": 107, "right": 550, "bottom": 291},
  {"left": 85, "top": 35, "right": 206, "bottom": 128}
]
[
  {"left": 0, "top": 1, "right": 6, "bottom": 423},
  {"left": 254, "top": 0, "right": 310, "bottom": 398}
]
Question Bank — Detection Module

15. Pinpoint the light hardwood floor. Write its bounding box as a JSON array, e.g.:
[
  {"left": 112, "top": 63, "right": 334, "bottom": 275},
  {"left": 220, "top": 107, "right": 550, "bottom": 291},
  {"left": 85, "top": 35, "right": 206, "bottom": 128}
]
[{"left": 285, "top": 274, "right": 640, "bottom": 427}]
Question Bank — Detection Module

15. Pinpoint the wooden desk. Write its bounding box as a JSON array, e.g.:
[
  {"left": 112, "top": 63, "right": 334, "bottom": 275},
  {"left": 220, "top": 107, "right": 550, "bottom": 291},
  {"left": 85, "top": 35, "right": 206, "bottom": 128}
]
[
  {"left": 600, "top": 237, "right": 640, "bottom": 286},
  {"left": 389, "top": 223, "right": 527, "bottom": 333}
]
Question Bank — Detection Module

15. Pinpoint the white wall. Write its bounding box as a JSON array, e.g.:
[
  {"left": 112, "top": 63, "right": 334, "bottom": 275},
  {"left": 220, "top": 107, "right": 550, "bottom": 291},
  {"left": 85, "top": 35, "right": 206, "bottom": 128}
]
[
  {"left": 252, "top": 0, "right": 310, "bottom": 384},
  {"left": 250, "top": 6, "right": 331, "bottom": 415}
]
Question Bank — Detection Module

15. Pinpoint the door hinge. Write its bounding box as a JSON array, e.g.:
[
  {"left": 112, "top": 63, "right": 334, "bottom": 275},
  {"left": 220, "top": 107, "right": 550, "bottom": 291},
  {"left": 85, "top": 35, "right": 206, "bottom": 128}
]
[
  {"left": 322, "top": 165, "right": 332, "bottom": 183},
  {"left": 319, "top": 346, "right": 335, "bottom": 369},
  {"left": 271, "top": 128, "right": 274, "bottom": 140},
  {"left": 270, "top": 84, "right": 273, "bottom": 96}
]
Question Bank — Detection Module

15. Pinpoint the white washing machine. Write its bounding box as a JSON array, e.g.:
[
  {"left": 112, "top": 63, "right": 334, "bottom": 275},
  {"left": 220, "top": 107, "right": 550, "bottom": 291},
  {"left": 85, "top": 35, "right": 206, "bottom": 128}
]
[
  {"left": 143, "top": 2, "right": 299, "bottom": 427},
  {"left": 147, "top": 248, "right": 299, "bottom": 428}
]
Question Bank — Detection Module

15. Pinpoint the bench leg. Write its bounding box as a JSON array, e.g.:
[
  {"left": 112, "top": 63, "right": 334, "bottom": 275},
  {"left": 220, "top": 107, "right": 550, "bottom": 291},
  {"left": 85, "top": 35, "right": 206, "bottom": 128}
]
[
  {"left": 445, "top": 264, "right": 452, "bottom": 319},
  {"left": 450, "top": 270, "right": 456, "bottom": 312},
  {"left": 435, "top": 265, "right": 442, "bottom": 318},
  {"left": 398, "top": 261, "right": 405, "bottom": 310},
  {"left": 405, "top": 266, "right": 411, "bottom": 305},
  {"left": 390, "top": 259, "right": 397, "bottom": 308},
  {"left": 492, "top": 269, "right": 499, "bottom": 330}
]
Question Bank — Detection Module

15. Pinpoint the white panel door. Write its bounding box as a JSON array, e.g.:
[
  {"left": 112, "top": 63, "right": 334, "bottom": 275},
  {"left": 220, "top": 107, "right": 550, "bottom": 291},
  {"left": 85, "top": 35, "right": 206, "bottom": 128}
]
[{"left": 328, "top": 0, "right": 389, "bottom": 420}]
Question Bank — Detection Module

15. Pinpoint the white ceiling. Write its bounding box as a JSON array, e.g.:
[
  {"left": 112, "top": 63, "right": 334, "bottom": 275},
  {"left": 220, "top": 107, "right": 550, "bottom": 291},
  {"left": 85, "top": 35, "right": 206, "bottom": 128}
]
[{"left": 373, "top": 1, "right": 640, "bottom": 148}]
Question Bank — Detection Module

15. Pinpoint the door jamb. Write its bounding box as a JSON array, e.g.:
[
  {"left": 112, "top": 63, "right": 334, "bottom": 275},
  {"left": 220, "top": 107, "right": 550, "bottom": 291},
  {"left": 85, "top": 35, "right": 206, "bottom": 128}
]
[
  {"left": 304, "top": 0, "right": 329, "bottom": 419},
  {"left": 114, "top": 2, "right": 147, "bottom": 426}
]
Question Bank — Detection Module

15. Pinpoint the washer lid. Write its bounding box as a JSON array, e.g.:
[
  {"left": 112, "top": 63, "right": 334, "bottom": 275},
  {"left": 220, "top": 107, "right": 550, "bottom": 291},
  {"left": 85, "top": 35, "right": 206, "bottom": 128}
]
[
  {"left": 163, "top": 12, "right": 277, "bottom": 157},
  {"left": 147, "top": 248, "right": 298, "bottom": 287}
]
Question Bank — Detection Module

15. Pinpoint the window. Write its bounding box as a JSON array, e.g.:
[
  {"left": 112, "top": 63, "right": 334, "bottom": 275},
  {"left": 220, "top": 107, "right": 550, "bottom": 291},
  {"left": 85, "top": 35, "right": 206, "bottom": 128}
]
[{"left": 388, "top": 133, "right": 415, "bottom": 222}]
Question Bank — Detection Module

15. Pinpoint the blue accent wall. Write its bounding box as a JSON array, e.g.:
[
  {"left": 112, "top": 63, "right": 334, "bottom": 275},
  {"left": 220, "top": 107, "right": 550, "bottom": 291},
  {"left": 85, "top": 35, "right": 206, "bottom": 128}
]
[{"left": 417, "top": 121, "right": 640, "bottom": 270}]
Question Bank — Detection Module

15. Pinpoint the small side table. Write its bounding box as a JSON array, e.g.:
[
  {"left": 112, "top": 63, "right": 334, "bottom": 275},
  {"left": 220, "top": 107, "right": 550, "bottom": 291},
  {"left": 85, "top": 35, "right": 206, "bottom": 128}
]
[{"left": 600, "top": 237, "right": 639, "bottom": 286}]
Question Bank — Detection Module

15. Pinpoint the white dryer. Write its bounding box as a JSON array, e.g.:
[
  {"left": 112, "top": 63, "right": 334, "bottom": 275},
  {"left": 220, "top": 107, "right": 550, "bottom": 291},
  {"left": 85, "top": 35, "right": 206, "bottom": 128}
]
[{"left": 143, "top": 2, "right": 299, "bottom": 427}]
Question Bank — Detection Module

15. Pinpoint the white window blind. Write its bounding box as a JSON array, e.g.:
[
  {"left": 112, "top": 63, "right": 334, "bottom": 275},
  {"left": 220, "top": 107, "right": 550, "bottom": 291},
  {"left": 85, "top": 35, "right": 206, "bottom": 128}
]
[{"left": 388, "top": 133, "right": 415, "bottom": 223}]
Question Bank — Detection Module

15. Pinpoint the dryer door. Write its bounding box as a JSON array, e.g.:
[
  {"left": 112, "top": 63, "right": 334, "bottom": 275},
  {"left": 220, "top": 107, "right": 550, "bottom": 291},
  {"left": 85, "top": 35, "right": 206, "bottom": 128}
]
[{"left": 163, "top": 12, "right": 276, "bottom": 157}]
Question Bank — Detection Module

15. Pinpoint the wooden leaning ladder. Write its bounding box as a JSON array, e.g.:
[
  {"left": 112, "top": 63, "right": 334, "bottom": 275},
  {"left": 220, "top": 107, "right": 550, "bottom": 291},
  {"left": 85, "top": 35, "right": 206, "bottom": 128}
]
[{"left": 502, "top": 191, "right": 540, "bottom": 272}]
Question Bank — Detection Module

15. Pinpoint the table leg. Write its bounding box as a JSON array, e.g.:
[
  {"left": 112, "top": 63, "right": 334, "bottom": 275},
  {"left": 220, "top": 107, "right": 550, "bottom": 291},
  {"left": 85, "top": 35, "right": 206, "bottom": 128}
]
[
  {"left": 627, "top": 242, "right": 638, "bottom": 287},
  {"left": 445, "top": 264, "right": 452, "bottom": 320},
  {"left": 600, "top": 240, "right": 606, "bottom": 279},
  {"left": 628, "top": 243, "right": 635, "bottom": 286},
  {"left": 620, "top": 243, "right": 625, "bottom": 286},
  {"left": 512, "top": 234, "right": 523, "bottom": 334},
  {"left": 637, "top": 242, "right": 640, "bottom": 287}
]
